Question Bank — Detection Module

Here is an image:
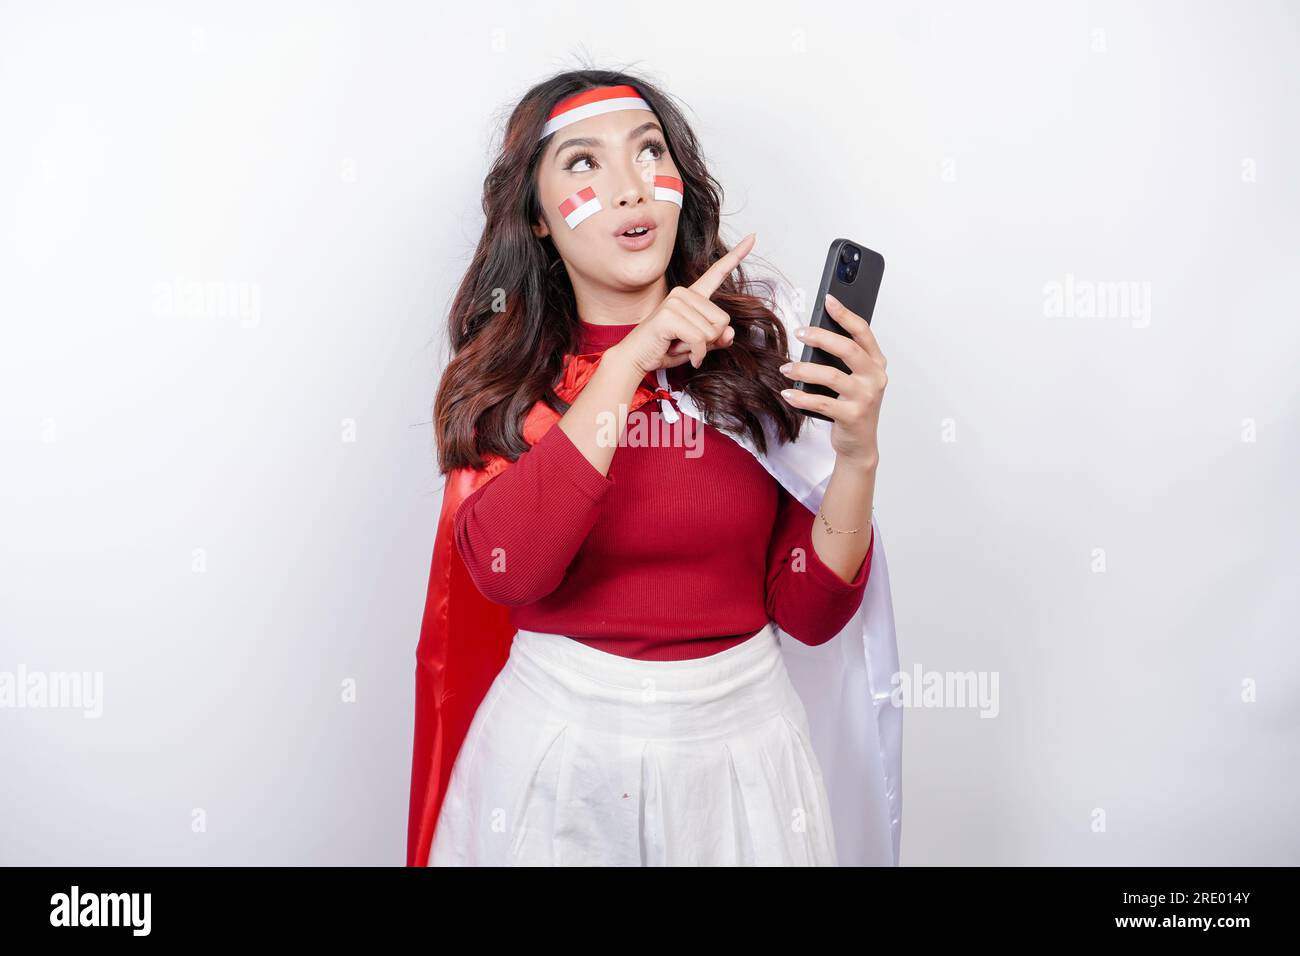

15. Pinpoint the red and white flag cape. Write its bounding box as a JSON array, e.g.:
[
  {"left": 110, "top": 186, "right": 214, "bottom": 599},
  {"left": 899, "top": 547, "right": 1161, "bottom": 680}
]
[{"left": 407, "top": 345, "right": 903, "bottom": 867}]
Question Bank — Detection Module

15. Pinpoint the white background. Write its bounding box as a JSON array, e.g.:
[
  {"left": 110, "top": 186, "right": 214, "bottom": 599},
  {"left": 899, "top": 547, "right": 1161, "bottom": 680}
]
[{"left": 1, "top": 0, "right": 1296, "bottom": 864}]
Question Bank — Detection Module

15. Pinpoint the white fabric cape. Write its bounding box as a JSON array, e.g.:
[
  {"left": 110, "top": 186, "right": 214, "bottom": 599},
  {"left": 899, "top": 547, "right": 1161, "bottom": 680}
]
[{"left": 654, "top": 366, "right": 902, "bottom": 866}]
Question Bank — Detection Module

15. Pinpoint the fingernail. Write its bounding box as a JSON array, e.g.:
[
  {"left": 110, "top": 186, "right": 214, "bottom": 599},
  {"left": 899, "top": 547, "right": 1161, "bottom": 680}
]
[
  {"left": 794, "top": 327, "right": 806, "bottom": 338},
  {"left": 779, "top": 362, "right": 793, "bottom": 374},
  {"left": 825, "top": 293, "right": 839, "bottom": 307}
]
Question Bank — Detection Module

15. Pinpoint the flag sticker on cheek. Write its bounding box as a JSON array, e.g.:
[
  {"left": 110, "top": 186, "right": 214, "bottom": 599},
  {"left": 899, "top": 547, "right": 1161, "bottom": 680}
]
[
  {"left": 654, "top": 175, "right": 684, "bottom": 208},
  {"left": 558, "top": 186, "right": 602, "bottom": 229}
]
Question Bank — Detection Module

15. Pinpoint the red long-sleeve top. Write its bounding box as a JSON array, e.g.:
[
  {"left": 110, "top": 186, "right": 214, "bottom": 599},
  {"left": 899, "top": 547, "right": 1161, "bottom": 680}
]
[{"left": 452, "top": 318, "right": 872, "bottom": 661}]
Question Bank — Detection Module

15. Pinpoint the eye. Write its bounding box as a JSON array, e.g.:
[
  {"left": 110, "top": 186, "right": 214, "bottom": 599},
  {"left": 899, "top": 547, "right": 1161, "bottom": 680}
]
[
  {"left": 562, "top": 136, "right": 668, "bottom": 173},
  {"left": 563, "top": 151, "right": 597, "bottom": 173},
  {"left": 637, "top": 136, "right": 668, "bottom": 163}
]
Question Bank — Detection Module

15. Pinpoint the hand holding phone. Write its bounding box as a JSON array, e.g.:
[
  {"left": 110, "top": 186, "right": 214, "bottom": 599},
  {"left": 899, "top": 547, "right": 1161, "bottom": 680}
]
[{"left": 790, "top": 238, "right": 885, "bottom": 423}]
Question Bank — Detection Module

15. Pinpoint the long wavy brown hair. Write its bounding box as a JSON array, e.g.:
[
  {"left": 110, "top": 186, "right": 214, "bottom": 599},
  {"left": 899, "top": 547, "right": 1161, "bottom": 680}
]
[{"left": 434, "top": 67, "right": 806, "bottom": 474}]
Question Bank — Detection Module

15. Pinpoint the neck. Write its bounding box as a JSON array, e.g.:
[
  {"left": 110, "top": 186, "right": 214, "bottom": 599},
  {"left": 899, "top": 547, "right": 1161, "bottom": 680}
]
[{"left": 573, "top": 274, "right": 669, "bottom": 326}]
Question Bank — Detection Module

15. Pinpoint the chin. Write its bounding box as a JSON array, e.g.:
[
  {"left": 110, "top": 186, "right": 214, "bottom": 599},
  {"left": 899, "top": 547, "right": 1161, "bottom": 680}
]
[{"left": 613, "top": 253, "right": 671, "bottom": 288}]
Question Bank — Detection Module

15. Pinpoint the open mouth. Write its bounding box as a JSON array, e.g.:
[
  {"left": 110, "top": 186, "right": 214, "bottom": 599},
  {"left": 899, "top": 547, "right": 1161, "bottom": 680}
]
[{"left": 615, "top": 221, "right": 657, "bottom": 251}]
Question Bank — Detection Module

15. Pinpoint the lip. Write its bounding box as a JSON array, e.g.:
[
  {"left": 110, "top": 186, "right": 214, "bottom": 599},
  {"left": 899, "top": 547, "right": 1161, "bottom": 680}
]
[
  {"left": 614, "top": 217, "right": 657, "bottom": 252},
  {"left": 613, "top": 215, "right": 656, "bottom": 237}
]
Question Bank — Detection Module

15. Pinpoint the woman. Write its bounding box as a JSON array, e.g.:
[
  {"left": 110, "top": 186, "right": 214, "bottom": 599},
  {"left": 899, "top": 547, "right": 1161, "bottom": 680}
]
[{"left": 407, "top": 69, "right": 899, "bottom": 866}]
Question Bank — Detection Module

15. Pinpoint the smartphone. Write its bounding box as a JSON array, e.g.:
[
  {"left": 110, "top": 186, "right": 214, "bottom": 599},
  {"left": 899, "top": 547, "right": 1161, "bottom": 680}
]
[{"left": 793, "top": 238, "right": 885, "bottom": 423}]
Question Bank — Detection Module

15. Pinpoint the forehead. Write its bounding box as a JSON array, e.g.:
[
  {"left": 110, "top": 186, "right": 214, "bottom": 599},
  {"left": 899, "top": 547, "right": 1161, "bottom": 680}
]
[{"left": 542, "top": 108, "right": 664, "bottom": 161}]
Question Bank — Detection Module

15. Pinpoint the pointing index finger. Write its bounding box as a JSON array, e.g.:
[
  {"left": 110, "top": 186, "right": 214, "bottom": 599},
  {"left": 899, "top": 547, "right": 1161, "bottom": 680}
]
[{"left": 689, "top": 232, "right": 756, "bottom": 300}]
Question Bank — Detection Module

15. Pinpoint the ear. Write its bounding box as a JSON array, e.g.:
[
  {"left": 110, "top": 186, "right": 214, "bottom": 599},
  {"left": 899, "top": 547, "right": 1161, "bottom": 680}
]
[{"left": 532, "top": 216, "right": 551, "bottom": 240}]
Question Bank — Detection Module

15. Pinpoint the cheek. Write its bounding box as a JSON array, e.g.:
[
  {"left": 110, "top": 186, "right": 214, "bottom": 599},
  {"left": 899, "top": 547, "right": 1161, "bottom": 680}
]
[
  {"left": 556, "top": 185, "right": 602, "bottom": 231},
  {"left": 651, "top": 174, "right": 684, "bottom": 213}
]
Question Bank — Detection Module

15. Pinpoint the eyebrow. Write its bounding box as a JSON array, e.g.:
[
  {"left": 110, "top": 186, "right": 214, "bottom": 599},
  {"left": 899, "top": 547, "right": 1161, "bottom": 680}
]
[{"left": 553, "top": 121, "right": 664, "bottom": 162}]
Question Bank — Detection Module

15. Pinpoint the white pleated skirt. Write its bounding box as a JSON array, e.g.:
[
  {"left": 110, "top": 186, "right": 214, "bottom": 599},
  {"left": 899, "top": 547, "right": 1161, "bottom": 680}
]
[{"left": 428, "top": 621, "right": 838, "bottom": 866}]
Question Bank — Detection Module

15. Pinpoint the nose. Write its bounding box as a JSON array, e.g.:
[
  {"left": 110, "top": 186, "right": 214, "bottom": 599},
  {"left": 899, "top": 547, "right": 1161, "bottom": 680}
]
[{"left": 612, "top": 155, "right": 655, "bottom": 208}]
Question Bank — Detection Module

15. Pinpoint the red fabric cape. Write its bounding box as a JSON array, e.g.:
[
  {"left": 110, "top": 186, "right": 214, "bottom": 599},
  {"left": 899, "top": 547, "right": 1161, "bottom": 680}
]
[{"left": 406, "top": 350, "right": 675, "bottom": 866}]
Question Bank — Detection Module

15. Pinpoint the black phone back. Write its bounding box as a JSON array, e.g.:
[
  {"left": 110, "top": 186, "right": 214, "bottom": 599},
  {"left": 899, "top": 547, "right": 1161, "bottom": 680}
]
[{"left": 794, "top": 238, "right": 885, "bottom": 422}]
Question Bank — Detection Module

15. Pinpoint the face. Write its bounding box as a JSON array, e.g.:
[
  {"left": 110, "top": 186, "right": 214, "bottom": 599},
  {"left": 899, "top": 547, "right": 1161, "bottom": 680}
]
[{"left": 532, "top": 107, "right": 683, "bottom": 293}]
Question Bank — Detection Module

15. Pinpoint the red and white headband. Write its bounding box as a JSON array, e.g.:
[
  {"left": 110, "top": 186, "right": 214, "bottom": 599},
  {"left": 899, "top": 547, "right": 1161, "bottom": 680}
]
[{"left": 540, "top": 84, "right": 654, "bottom": 140}]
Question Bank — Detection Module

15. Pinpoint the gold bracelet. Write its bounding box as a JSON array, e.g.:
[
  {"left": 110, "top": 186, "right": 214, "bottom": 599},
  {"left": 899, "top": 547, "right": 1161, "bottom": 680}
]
[{"left": 817, "top": 508, "right": 871, "bottom": 535}]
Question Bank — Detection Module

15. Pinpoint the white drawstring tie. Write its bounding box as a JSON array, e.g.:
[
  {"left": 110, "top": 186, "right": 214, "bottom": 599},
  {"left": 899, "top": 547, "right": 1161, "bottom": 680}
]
[{"left": 653, "top": 367, "right": 683, "bottom": 424}]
